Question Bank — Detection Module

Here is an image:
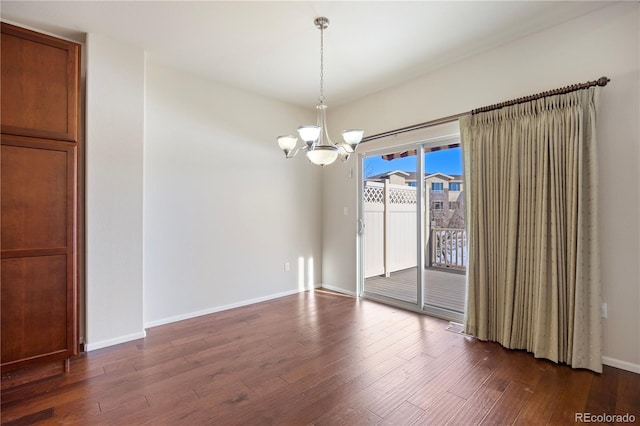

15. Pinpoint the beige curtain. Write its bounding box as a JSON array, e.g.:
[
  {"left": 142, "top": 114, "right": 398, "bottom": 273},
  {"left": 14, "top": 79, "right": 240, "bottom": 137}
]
[{"left": 460, "top": 87, "right": 602, "bottom": 372}]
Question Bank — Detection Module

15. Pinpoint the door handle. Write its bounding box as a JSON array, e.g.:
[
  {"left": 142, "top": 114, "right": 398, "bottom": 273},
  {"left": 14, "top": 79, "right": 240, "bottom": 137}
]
[{"left": 358, "top": 218, "right": 365, "bottom": 235}]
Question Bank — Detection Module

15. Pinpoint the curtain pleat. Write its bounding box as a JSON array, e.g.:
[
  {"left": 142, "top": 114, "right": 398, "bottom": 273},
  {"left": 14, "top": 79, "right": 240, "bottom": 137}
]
[{"left": 460, "top": 87, "right": 602, "bottom": 372}]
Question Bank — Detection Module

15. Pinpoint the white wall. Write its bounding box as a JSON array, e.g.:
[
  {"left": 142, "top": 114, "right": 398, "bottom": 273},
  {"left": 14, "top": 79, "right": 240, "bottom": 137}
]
[
  {"left": 323, "top": 2, "right": 640, "bottom": 371},
  {"left": 86, "top": 33, "right": 145, "bottom": 349},
  {"left": 143, "top": 62, "right": 321, "bottom": 327}
]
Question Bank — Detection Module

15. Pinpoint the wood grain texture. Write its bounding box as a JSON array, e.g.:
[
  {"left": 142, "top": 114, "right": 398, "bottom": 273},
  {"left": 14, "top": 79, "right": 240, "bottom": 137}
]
[
  {"left": 1, "top": 141, "right": 70, "bottom": 251},
  {"left": 0, "top": 23, "right": 80, "bottom": 142},
  {"left": 1, "top": 256, "right": 69, "bottom": 363},
  {"left": 1, "top": 290, "right": 638, "bottom": 425}
]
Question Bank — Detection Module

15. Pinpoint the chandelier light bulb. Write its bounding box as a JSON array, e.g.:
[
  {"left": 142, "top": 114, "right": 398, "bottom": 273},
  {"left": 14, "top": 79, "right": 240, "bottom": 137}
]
[
  {"left": 297, "top": 125, "right": 321, "bottom": 144},
  {"left": 307, "top": 146, "right": 339, "bottom": 166},
  {"left": 277, "top": 135, "right": 298, "bottom": 157},
  {"left": 342, "top": 129, "right": 364, "bottom": 147}
]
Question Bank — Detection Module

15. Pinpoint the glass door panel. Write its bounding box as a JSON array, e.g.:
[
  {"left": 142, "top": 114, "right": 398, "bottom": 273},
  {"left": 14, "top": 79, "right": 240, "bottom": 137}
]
[
  {"left": 423, "top": 147, "right": 467, "bottom": 316},
  {"left": 362, "top": 150, "right": 418, "bottom": 304}
]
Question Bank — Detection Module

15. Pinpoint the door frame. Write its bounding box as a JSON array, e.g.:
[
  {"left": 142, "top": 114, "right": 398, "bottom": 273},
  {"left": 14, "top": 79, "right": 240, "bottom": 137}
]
[{"left": 357, "top": 134, "right": 464, "bottom": 322}]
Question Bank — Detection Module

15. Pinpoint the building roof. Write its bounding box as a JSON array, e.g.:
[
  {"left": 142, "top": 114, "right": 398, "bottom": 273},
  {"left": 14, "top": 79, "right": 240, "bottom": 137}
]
[{"left": 366, "top": 170, "right": 463, "bottom": 182}]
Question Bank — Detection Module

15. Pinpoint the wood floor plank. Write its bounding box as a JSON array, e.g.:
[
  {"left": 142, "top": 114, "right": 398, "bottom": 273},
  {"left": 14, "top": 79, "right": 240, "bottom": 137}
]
[
  {"left": 381, "top": 401, "right": 425, "bottom": 426},
  {"left": 444, "top": 383, "right": 503, "bottom": 425},
  {"left": 1, "top": 290, "right": 638, "bottom": 426},
  {"left": 252, "top": 354, "right": 409, "bottom": 425},
  {"left": 513, "top": 362, "right": 570, "bottom": 425},
  {"left": 406, "top": 342, "right": 490, "bottom": 410},
  {"left": 616, "top": 368, "right": 640, "bottom": 417},
  {"left": 313, "top": 404, "right": 383, "bottom": 426},
  {"left": 479, "top": 380, "right": 533, "bottom": 425},
  {"left": 447, "top": 343, "right": 508, "bottom": 400},
  {"left": 361, "top": 352, "right": 440, "bottom": 418},
  {"left": 413, "top": 391, "right": 466, "bottom": 425},
  {"left": 482, "top": 349, "right": 541, "bottom": 394},
  {"left": 584, "top": 365, "right": 619, "bottom": 417},
  {"left": 547, "top": 368, "right": 595, "bottom": 425},
  {"left": 0, "top": 407, "right": 53, "bottom": 426}
]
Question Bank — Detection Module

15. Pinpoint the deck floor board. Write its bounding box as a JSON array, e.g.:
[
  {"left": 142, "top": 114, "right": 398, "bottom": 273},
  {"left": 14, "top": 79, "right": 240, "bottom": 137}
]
[{"left": 365, "top": 267, "right": 466, "bottom": 312}]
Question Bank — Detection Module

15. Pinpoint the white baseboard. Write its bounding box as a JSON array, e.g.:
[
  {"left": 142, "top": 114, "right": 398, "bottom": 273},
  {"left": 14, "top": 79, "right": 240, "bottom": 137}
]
[
  {"left": 320, "top": 284, "right": 357, "bottom": 297},
  {"left": 144, "top": 286, "right": 314, "bottom": 329},
  {"left": 85, "top": 330, "right": 147, "bottom": 351},
  {"left": 602, "top": 356, "right": 640, "bottom": 374}
]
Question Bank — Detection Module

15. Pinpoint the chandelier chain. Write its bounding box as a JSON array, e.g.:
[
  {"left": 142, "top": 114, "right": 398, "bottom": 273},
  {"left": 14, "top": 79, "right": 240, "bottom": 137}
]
[{"left": 319, "top": 23, "right": 325, "bottom": 103}]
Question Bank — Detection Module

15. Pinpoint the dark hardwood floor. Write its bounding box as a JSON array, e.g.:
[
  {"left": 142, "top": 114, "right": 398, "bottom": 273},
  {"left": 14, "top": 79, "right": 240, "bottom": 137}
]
[{"left": 1, "top": 290, "right": 639, "bottom": 425}]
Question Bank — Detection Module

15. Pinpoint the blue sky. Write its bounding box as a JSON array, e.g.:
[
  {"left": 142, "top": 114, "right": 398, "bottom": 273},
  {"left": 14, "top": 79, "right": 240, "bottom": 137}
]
[{"left": 364, "top": 147, "right": 463, "bottom": 178}]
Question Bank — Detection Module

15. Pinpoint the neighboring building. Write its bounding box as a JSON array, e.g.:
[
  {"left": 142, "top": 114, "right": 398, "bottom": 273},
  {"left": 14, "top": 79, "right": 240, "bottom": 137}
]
[
  {"left": 366, "top": 170, "right": 412, "bottom": 186},
  {"left": 424, "top": 173, "right": 464, "bottom": 229}
]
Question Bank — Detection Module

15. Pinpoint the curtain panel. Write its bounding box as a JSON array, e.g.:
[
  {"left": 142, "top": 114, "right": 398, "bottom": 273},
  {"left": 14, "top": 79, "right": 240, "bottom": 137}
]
[{"left": 460, "top": 87, "right": 602, "bottom": 372}]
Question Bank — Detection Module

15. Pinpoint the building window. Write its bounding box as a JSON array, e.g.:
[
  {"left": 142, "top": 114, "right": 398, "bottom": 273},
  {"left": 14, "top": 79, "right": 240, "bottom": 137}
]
[
  {"left": 449, "top": 182, "right": 461, "bottom": 191},
  {"left": 449, "top": 201, "right": 460, "bottom": 210},
  {"left": 432, "top": 201, "right": 444, "bottom": 210},
  {"left": 431, "top": 182, "right": 444, "bottom": 193}
]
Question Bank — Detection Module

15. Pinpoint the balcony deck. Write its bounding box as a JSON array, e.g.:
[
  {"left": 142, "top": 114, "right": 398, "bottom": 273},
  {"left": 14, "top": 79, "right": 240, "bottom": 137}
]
[{"left": 365, "top": 267, "right": 466, "bottom": 313}]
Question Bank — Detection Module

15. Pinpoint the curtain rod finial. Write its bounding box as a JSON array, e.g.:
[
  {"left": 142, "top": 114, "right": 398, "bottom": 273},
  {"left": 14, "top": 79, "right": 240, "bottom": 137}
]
[{"left": 597, "top": 77, "right": 610, "bottom": 87}]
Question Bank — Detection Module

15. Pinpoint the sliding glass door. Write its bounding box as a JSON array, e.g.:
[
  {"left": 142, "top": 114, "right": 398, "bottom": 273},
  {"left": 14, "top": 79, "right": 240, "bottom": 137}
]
[{"left": 359, "top": 138, "right": 466, "bottom": 322}]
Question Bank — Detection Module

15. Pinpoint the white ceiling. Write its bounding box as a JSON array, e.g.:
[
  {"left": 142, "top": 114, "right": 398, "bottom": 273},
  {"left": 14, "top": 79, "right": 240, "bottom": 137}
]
[{"left": 1, "top": 1, "right": 614, "bottom": 108}]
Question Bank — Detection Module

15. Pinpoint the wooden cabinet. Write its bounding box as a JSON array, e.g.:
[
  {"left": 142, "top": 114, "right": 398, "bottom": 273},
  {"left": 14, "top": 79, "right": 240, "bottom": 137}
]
[
  {"left": 1, "top": 23, "right": 80, "bottom": 379},
  {"left": 1, "top": 24, "right": 79, "bottom": 141}
]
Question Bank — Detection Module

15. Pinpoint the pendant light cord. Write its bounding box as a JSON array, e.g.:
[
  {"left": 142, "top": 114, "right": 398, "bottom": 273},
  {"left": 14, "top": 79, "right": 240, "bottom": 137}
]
[{"left": 319, "top": 23, "right": 325, "bottom": 104}]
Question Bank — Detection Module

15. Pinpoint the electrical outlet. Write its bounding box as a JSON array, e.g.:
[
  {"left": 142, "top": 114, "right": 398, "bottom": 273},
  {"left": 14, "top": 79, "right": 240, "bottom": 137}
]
[
  {"left": 601, "top": 302, "right": 607, "bottom": 318},
  {"left": 284, "top": 262, "right": 290, "bottom": 272}
]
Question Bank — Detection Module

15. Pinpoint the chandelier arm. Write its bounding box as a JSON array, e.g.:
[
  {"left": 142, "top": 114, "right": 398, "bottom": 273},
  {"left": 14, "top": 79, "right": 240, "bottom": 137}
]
[{"left": 287, "top": 144, "right": 307, "bottom": 159}]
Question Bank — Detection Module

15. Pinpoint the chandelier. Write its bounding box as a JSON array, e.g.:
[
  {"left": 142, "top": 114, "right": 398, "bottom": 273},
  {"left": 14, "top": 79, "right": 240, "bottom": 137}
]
[{"left": 277, "top": 17, "right": 364, "bottom": 166}]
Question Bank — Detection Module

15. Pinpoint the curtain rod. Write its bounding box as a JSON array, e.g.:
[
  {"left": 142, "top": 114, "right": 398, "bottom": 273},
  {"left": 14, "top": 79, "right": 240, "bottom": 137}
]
[
  {"left": 360, "top": 112, "right": 465, "bottom": 143},
  {"left": 471, "top": 76, "right": 609, "bottom": 114},
  {"left": 361, "top": 76, "right": 610, "bottom": 144}
]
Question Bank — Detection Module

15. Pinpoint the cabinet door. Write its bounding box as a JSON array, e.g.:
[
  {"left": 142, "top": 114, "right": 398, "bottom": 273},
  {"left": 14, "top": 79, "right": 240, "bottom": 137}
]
[
  {"left": 1, "top": 137, "right": 78, "bottom": 370},
  {"left": 1, "top": 24, "right": 79, "bottom": 142},
  {"left": 1, "top": 23, "right": 80, "bottom": 374}
]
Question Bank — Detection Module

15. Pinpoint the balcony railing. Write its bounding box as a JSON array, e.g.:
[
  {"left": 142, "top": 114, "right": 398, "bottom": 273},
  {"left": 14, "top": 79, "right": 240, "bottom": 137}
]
[{"left": 430, "top": 228, "right": 466, "bottom": 270}]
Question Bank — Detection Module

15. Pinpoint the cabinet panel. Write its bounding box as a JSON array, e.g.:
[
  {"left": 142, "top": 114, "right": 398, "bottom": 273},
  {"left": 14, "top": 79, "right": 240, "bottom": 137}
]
[
  {"left": 1, "top": 139, "right": 72, "bottom": 251},
  {"left": 1, "top": 256, "right": 69, "bottom": 365},
  {"left": 0, "top": 24, "right": 79, "bottom": 142}
]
